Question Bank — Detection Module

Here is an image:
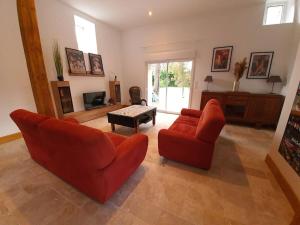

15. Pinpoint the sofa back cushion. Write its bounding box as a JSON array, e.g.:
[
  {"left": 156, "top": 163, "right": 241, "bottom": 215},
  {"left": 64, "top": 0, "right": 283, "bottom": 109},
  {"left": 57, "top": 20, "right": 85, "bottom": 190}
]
[
  {"left": 10, "top": 109, "right": 117, "bottom": 171},
  {"left": 40, "top": 118, "right": 117, "bottom": 171},
  {"left": 195, "top": 99, "right": 225, "bottom": 143}
]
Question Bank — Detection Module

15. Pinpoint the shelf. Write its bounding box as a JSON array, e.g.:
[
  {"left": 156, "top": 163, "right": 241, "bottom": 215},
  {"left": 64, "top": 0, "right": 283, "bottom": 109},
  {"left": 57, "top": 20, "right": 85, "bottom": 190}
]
[
  {"left": 68, "top": 70, "right": 105, "bottom": 77},
  {"left": 64, "top": 104, "right": 125, "bottom": 123}
]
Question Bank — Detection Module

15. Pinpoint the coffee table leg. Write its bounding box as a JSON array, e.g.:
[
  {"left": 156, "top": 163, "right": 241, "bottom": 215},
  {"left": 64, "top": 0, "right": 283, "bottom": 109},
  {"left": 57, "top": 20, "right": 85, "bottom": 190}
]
[
  {"left": 111, "top": 123, "right": 115, "bottom": 132},
  {"left": 152, "top": 111, "right": 156, "bottom": 126},
  {"left": 134, "top": 120, "right": 139, "bottom": 133}
]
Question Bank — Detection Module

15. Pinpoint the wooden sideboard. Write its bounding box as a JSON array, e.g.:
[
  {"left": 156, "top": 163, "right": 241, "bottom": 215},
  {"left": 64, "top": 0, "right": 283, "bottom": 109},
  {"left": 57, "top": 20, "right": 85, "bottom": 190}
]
[{"left": 201, "top": 91, "right": 285, "bottom": 127}]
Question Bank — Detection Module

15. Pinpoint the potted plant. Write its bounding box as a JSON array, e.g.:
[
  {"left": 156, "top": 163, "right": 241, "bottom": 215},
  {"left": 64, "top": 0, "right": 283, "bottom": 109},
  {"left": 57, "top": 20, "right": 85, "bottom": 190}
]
[
  {"left": 53, "top": 41, "right": 64, "bottom": 81},
  {"left": 233, "top": 57, "right": 247, "bottom": 91}
]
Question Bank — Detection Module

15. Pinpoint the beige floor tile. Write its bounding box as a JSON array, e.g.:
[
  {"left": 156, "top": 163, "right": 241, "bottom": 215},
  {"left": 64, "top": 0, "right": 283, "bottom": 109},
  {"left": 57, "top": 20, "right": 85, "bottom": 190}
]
[{"left": 0, "top": 113, "right": 294, "bottom": 225}]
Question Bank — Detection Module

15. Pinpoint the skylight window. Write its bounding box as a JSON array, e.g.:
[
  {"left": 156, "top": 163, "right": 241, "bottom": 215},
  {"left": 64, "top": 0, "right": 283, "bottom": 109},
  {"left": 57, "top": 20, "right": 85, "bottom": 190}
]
[
  {"left": 265, "top": 5, "right": 284, "bottom": 25},
  {"left": 74, "top": 15, "right": 98, "bottom": 54},
  {"left": 263, "top": 0, "right": 295, "bottom": 25}
]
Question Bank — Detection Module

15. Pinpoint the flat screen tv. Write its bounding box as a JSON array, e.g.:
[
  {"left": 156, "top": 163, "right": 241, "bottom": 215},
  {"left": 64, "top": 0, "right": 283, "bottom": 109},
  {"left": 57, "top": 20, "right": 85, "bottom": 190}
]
[{"left": 83, "top": 91, "right": 106, "bottom": 110}]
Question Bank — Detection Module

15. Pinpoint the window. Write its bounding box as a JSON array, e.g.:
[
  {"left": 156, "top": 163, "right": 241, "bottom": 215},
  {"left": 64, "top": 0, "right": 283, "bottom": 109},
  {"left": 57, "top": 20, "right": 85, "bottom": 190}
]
[
  {"left": 263, "top": 0, "right": 295, "bottom": 25},
  {"left": 74, "top": 15, "right": 98, "bottom": 54},
  {"left": 265, "top": 5, "right": 284, "bottom": 25}
]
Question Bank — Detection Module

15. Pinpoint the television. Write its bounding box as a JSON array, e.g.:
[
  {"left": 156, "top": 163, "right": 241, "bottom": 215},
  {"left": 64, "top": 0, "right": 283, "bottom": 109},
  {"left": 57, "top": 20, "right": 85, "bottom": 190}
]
[{"left": 83, "top": 91, "right": 106, "bottom": 110}]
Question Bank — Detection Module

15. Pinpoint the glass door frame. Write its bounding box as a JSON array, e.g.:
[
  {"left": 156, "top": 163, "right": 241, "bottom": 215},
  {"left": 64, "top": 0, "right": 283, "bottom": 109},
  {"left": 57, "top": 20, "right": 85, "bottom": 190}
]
[{"left": 145, "top": 58, "right": 195, "bottom": 114}]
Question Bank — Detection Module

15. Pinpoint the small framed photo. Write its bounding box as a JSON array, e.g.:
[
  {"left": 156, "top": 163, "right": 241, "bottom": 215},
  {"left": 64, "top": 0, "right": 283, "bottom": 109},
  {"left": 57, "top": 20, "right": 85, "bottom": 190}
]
[
  {"left": 65, "top": 48, "right": 87, "bottom": 75},
  {"left": 247, "top": 52, "right": 274, "bottom": 79},
  {"left": 211, "top": 46, "right": 233, "bottom": 72},
  {"left": 89, "top": 53, "right": 105, "bottom": 76}
]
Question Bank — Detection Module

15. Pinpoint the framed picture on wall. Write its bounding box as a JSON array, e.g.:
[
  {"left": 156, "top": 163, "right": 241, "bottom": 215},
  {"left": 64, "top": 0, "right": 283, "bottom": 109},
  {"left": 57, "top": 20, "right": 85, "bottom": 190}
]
[
  {"left": 211, "top": 46, "right": 233, "bottom": 72},
  {"left": 247, "top": 51, "right": 274, "bottom": 79},
  {"left": 88, "top": 53, "right": 105, "bottom": 76},
  {"left": 65, "top": 48, "right": 87, "bottom": 75}
]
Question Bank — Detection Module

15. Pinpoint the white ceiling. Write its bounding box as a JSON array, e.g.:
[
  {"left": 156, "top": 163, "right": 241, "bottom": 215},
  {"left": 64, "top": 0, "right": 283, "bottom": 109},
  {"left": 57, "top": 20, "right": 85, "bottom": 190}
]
[{"left": 59, "top": 0, "right": 265, "bottom": 30}]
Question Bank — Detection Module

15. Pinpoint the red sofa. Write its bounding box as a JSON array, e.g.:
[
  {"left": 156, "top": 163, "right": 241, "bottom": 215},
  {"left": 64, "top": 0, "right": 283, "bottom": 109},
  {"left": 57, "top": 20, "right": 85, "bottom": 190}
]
[
  {"left": 10, "top": 109, "right": 148, "bottom": 203},
  {"left": 158, "top": 99, "right": 225, "bottom": 169}
]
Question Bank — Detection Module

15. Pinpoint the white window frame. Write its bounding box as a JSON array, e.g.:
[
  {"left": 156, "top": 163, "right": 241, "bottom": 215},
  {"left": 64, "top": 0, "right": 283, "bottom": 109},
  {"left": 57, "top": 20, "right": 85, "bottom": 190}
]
[
  {"left": 263, "top": 1, "right": 287, "bottom": 25},
  {"left": 74, "top": 15, "right": 98, "bottom": 54}
]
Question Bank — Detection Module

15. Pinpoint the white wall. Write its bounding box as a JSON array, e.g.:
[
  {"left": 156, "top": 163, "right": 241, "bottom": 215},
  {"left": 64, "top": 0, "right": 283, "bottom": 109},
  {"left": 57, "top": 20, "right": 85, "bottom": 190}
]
[
  {"left": 36, "top": 0, "right": 124, "bottom": 112},
  {"left": 0, "top": 0, "right": 36, "bottom": 137},
  {"left": 269, "top": 0, "right": 300, "bottom": 205},
  {"left": 121, "top": 3, "right": 295, "bottom": 108}
]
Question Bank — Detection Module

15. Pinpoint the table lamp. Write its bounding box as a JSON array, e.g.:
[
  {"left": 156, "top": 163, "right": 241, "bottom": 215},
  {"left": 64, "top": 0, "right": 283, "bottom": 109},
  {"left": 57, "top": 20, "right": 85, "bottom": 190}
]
[
  {"left": 267, "top": 75, "right": 282, "bottom": 94},
  {"left": 204, "top": 75, "right": 213, "bottom": 91}
]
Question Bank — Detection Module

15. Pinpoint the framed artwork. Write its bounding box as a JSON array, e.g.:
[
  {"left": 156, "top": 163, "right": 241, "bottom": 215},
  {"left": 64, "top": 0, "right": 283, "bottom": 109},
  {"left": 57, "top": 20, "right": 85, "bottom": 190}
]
[
  {"left": 278, "top": 82, "right": 300, "bottom": 176},
  {"left": 89, "top": 53, "right": 105, "bottom": 76},
  {"left": 211, "top": 46, "right": 233, "bottom": 72},
  {"left": 247, "top": 52, "right": 274, "bottom": 79},
  {"left": 65, "top": 48, "right": 86, "bottom": 75}
]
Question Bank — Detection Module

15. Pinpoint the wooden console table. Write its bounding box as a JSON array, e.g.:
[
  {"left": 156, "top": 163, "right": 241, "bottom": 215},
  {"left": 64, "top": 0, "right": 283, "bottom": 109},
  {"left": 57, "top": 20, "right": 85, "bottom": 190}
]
[{"left": 201, "top": 91, "right": 284, "bottom": 127}]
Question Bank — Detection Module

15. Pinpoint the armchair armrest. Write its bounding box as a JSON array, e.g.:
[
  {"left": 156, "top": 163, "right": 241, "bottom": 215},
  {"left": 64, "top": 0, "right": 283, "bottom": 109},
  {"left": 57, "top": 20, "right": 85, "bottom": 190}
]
[
  {"left": 62, "top": 117, "right": 79, "bottom": 124},
  {"left": 181, "top": 108, "right": 202, "bottom": 118}
]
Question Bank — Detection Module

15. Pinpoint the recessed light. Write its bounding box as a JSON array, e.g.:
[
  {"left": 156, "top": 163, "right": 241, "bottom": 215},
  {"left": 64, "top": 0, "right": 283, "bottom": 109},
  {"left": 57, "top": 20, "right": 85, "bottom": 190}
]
[{"left": 148, "top": 11, "right": 152, "bottom": 16}]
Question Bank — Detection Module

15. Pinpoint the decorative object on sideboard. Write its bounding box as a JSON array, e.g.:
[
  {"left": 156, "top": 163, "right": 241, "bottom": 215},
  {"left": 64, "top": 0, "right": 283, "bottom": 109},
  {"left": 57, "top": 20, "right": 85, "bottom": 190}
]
[
  {"left": 204, "top": 75, "right": 213, "bottom": 91},
  {"left": 88, "top": 53, "right": 105, "bottom": 76},
  {"left": 114, "top": 75, "right": 117, "bottom": 82},
  {"left": 65, "top": 48, "right": 87, "bottom": 75},
  {"left": 211, "top": 46, "right": 233, "bottom": 72},
  {"left": 247, "top": 51, "right": 274, "bottom": 79},
  {"left": 267, "top": 75, "right": 282, "bottom": 94},
  {"left": 233, "top": 57, "right": 248, "bottom": 92},
  {"left": 53, "top": 41, "right": 64, "bottom": 81}
]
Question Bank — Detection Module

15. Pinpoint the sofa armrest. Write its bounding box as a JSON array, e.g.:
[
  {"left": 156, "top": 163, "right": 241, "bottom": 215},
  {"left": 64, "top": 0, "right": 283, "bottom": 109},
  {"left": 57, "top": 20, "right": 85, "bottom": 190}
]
[
  {"left": 116, "top": 134, "right": 148, "bottom": 157},
  {"left": 159, "top": 129, "right": 202, "bottom": 146},
  {"left": 181, "top": 108, "right": 202, "bottom": 118},
  {"left": 158, "top": 129, "right": 214, "bottom": 169},
  {"left": 98, "top": 134, "right": 148, "bottom": 202},
  {"left": 62, "top": 117, "right": 79, "bottom": 124}
]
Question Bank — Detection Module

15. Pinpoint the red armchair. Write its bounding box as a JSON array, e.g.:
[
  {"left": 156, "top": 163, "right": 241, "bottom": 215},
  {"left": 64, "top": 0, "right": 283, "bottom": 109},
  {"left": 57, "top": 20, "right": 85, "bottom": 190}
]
[
  {"left": 158, "top": 99, "right": 225, "bottom": 169},
  {"left": 10, "top": 109, "right": 148, "bottom": 203}
]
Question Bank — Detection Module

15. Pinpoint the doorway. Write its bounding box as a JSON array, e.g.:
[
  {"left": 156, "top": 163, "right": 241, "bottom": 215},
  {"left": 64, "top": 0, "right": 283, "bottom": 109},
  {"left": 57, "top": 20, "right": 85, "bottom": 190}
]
[{"left": 147, "top": 60, "right": 193, "bottom": 114}]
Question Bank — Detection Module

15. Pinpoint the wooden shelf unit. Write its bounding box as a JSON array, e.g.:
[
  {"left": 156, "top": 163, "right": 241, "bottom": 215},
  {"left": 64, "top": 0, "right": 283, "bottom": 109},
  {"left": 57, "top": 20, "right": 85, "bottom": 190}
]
[
  {"left": 201, "top": 91, "right": 285, "bottom": 127},
  {"left": 51, "top": 81, "right": 74, "bottom": 118},
  {"left": 109, "top": 81, "right": 121, "bottom": 104}
]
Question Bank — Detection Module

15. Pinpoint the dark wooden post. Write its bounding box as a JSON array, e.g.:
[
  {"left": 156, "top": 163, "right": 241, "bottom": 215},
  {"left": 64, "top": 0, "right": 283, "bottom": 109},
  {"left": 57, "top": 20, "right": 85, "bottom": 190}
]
[{"left": 17, "top": 0, "right": 55, "bottom": 116}]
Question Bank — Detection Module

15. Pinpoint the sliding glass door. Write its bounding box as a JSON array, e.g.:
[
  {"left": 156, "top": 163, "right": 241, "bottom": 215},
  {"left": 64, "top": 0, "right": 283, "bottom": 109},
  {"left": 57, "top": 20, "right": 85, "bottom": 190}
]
[{"left": 147, "top": 60, "right": 193, "bottom": 113}]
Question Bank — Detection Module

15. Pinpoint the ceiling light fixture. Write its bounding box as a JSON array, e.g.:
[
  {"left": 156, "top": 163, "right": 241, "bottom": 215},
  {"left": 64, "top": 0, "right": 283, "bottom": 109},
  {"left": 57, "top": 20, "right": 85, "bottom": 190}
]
[{"left": 148, "top": 11, "right": 152, "bottom": 16}]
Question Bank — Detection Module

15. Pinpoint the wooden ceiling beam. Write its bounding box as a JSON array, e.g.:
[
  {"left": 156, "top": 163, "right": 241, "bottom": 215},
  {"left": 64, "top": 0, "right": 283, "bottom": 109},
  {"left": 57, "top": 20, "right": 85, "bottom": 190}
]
[{"left": 17, "top": 0, "right": 55, "bottom": 116}]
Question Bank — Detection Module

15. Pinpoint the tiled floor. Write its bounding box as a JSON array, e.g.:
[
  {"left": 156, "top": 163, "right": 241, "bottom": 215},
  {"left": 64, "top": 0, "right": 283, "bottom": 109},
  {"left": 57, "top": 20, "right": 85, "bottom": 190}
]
[{"left": 0, "top": 113, "right": 294, "bottom": 225}]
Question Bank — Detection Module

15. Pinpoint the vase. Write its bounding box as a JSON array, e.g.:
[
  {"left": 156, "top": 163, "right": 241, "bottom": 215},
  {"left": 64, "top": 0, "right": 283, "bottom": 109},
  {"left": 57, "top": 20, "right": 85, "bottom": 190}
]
[
  {"left": 232, "top": 80, "right": 240, "bottom": 92},
  {"left": 57, "top": 75, "right": 64, "bottom": 81}
]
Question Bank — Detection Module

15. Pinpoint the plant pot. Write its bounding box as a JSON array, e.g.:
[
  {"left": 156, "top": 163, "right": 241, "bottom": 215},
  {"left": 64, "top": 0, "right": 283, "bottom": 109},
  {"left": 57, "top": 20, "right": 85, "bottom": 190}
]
[
  {"left": 232, "top": 80, "right": 240, "bottom": 92},
  {"left": 57, "top": 75, "right": 64, "bottom": 81}
]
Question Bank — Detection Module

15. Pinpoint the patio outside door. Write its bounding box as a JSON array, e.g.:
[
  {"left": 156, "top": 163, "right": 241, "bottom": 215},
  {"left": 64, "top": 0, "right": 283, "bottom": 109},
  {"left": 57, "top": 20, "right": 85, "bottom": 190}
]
[{"left": 147, "top": 60, "right": 193, "bottom": 114}]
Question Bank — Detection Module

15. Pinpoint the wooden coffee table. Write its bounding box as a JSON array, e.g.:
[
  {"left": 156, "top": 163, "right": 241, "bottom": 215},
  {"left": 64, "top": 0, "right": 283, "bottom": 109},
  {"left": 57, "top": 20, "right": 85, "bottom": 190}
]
[{"left": 107, "top": 105, "right": 157, "bottom": 133}]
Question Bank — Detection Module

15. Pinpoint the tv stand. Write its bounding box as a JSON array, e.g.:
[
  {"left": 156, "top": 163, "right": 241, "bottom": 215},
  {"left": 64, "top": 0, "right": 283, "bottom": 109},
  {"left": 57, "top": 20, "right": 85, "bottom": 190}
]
[{"left": 64, "top": 104, "right": 124, "bottom": 123}]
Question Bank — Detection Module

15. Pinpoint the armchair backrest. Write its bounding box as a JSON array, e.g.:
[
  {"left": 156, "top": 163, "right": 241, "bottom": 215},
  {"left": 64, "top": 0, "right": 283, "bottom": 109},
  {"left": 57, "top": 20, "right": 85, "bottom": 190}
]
[
  {"left": 195, "top": 99, "right": 225, "bottom": 143},
  {"left": 129, "top": 86, "right": 142, "bottom": 105}
]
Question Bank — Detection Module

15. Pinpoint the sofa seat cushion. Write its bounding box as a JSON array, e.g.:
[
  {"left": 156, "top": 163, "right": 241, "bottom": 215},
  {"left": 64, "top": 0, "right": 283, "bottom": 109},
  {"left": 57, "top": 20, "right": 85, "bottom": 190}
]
[
  {"left": 169, "top": 122, "right": 196, "bottom": 137},
  {"left": 174, "top": 115, "right": 199, "bottom": 127},
  {"left": 105, "top": 132, "right": 126, "bottom": 148}
]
